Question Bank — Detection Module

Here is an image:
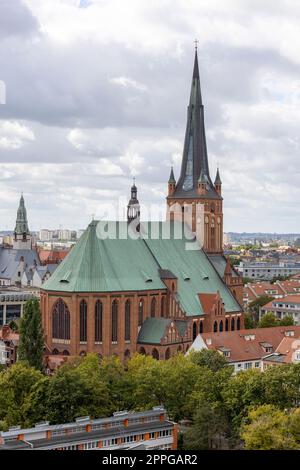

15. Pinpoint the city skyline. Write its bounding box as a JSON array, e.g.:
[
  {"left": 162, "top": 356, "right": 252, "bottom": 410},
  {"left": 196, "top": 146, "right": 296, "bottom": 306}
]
[{"left": 0, "top": 1, "right": 300, "bottom": 232}]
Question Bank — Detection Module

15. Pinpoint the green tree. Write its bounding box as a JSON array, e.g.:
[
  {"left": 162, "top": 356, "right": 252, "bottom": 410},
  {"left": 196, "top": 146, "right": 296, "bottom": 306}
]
[
  {"left": 244, "top": 314, "right": 257, "bottom": 329},
  {"left": 222, "top": 369, "right": 265, "bottom": 433},
  {"left": 185, "top": 403, "right": 229, "bottom": 450},
  {"left": 45, "top": 354, "right": 111, "bottom": 424},
  {"left": 22, "top": 376, "right": 50, "bottom": 427},
  {"left": 189, "top": 349, "right": 227, "bottom": 372},
  {"left": 258, "top": 312, "right": 277, "bottom": 328},
  {"left": 241, "top": 405, "right": 296, "bottom": 450},
  {"left": 263, "top": 364, "right": 300, "bottom": 409},
  {"left": 279, "top": 315, "right": 294, "bottom": 326},
  {"left": 249, "top": 296, "right": 274, "bottom": 316},
  {"left": 0, "top": 363, "right": 44, "bottom": 427},
  {"left": 18, "top": 298, "right": 44, "bottom": 370},
  {"left": 8, "top": 320, "right": 19, "bottom": 332}
]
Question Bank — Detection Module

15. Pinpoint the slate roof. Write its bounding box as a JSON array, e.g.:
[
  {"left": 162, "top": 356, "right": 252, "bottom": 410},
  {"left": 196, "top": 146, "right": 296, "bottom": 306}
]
[
  {"left": 208, "top": 254, "right": 239, "bottom": 278},
  {"left": 0, "top": 247, "right": 40, "bottom": 280},
  {"left": 167, "top": 49, "right": 221, "bottom": 201},
  {"left": 43, "top": 220, "right": 241, "bottom": 317}
]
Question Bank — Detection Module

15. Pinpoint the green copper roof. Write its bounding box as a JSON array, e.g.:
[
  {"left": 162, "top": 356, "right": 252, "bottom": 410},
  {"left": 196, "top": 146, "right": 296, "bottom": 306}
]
[
  {"left": 143, "top": 222, "right": 240, "bottom": 315},
  {"left": 14, "top": 195, "right": 30, "bottom": 235},
  {"left": 137, "top": 317, "right": 189, "bottom": 344},
  {"left": 43, "top": 221, "right": 166, "bottom": 293},
  {"left": 137, "top": 318, "right": 171, "bottom": 344},
  {"left": 43, "top": 221, "right": 241, "bottom": 316}
]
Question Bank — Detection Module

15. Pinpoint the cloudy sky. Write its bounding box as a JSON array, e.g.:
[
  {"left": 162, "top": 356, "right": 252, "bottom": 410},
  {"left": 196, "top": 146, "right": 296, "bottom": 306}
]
[{"left": 0, "top": 0, "right": 300, "bottom": 233}]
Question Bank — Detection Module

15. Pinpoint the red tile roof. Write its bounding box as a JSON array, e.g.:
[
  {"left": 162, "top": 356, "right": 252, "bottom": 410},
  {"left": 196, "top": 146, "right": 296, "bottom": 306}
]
[
  {"left": 201, "top": 326, "right": 300, "bottom": 362},
  {"left": 261, "top": 294, "right": 300, "bottom": 309}
]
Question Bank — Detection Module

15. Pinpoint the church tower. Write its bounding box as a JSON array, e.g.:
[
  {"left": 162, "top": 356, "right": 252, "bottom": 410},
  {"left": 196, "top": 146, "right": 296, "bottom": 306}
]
[
  {"left": 166, "top": 47, "right": 223, "bottom": 254},
  {"left": 127, "top": 179, "right": 140, "bottom": 227},
  {"left": 13, "top": 194, "right": 32, "bottom": 250}
]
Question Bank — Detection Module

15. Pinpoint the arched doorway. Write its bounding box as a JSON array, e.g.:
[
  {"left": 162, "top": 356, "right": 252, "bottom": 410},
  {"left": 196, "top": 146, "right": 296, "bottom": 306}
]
[
  {"left": 165, "top": 348, "right": 171, "bottom": 360},
  {"left": 139, "top": 347, "right": 146, "bottom": 355}
]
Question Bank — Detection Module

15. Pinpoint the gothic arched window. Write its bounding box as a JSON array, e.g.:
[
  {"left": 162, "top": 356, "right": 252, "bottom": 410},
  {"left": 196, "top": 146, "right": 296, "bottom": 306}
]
[
  {"left": 80, "top": 300, "right": 87, "bottom": 342},
  {"left": 151, "top": 297, "right": 156, "bottom": 317},
  {"left": 161, "top": 297, "right": 166, "bottom": 317},
  {"left": 231, "top": 317, "right": 235, "bottom": 331},
  {"left": 213, "top": 321, "right": 218, "bottom": 333},
  {"left": 95, "top": 300, "right": 103, "bottom": 342},
  {"left": 193, "top": 322, "right": 197, "bottom": 340},
  {"left": 52, "top": 299, "right": 70, "bottom": 340},
  {"left": 138, "top": 299, "right": 144, "bottom": 327},
  {"left": 125, "top": 300, "right": 131, "bottom": 341},
  {"left": 111, "top": 300, "right": 118, "bottom": 342},
  {"left": 219, "top": 320, "right": 223, "bottom": 332},
  {"left": 237, "top": 316, "right": 241, "bottom": 330},
  {"left": 225, "top": 318, "right": 229, "bottom": 332}
]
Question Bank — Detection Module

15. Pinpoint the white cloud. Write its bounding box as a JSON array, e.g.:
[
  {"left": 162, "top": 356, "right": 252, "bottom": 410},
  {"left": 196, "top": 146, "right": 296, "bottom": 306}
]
[
  {"left": 0, "top": 0, "right": 299, "bottom": 232},
  {"left": 0, "top": 120, "right": 35, "bottom": 149},
  {"left": 110, "top": 76, "right": 147, "bottom": 92}
]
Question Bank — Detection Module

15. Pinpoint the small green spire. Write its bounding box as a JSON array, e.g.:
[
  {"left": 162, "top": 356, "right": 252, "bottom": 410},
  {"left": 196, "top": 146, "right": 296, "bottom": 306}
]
[
  {"left": 214, "top": 167, "right": 222, "bottom": 185},
  {"left": 168, "top": 166, "right": 176, "bottom": 184},
  {"left": 14, "top": 194, "right": 30, "bottom": 235}
]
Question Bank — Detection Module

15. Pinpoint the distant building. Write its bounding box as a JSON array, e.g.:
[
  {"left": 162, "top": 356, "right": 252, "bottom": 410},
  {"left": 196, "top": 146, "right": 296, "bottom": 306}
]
[
  {"left": 262, "top": 336, "right": 300, "bottom": 368},
  {"left": 0, "top": 290, "right": 38, "bottom": 326},
  {"left": 0, "top": 325, "right": 19, "bottom": 366},
  {"left": 0, "top": 407, "right": 177, "bottom": 451},
  {"left": 39, "top": 230, "right": 53, "bottom": 242},
  {"left": 58, "top": 229, "right": 72, "bottom": 241},
  {"left": 260, "top": 295, "right": 300, "bottom": 325},
  {"left": 238, "top": 261, "right": 300, "bottom": 280},
  {"left": 0, "top": 196, "right": 39, "bottom": 286},
  {"left": 188, "top": 326, "right": 300, "bottom": 373},
  {"left": 0, "top": 197, "right": 60, "bottom": 289},
  {"left": 244, "top": 278, "right": 300, "bottom": 308}
]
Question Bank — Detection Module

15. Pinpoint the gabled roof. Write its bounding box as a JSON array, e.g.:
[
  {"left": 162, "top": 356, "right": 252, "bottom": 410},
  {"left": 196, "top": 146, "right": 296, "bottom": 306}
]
[
  {"left": 137, "top": 317, "right": 189, "bottom": 344},
  {"left": 0, "top": 247, "right": 40, "bottom": 280},
  {"left": 199, "top": 326, "right": 300, "bottom": 362},
  {"left": 43, "top": 221, "right": 241, "bottom": 316}
]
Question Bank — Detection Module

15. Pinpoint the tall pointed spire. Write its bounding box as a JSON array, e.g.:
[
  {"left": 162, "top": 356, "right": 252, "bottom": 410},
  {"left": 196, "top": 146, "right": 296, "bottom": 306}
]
[
  {"left": 13, "top": 194, "right": 32, "bottom": 250},
  {"left": 214, "top": 167, "right": 222, "bottom": 185},
  {"left": 169, "top": 46, "right": 218, "bottom": 199},
  {"left": 14, "top": 194, "right": 30, "bottom": 235},
  {"left": 168, "top": 166, "right": 176, "bottom": 184}
]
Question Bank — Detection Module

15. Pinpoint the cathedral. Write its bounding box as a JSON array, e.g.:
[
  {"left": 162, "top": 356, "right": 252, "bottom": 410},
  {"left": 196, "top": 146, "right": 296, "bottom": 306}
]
[{"left": 41, "top": 49, "right": 244, "bottom": 361}]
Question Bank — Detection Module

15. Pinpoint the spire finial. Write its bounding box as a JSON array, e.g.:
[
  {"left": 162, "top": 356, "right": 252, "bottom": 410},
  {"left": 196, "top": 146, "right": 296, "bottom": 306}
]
[
  {"left": 194, "top": 39, "right": 198, "bottom": 51},
  {"left": 133, "top": 177, "right": 136, "bottom": 186}
]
